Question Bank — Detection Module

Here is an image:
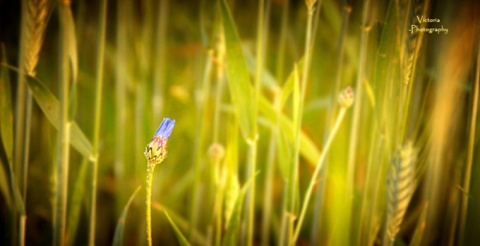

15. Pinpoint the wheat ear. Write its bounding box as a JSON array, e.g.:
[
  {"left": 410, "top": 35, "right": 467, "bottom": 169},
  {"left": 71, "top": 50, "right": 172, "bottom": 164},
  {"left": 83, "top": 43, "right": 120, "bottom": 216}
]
[
  {"left": 384, "top": 142, "right": 417, "bottom": 246},
  {"left": 23, "top": 0, "right": 50, "bottom": 76}
]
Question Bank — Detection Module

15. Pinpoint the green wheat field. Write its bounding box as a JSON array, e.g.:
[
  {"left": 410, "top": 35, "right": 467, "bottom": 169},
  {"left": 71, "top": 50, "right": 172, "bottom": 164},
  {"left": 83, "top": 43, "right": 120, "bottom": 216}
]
[{"left": 1, "top": 0, "right": 479, "bottom": 245}]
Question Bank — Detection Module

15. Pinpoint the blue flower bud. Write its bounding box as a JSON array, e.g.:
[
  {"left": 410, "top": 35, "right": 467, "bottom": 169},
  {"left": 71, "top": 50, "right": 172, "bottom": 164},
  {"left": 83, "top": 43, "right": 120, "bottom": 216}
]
[{"left": 144, "top": 118, "right": 175, "bottom": 165}]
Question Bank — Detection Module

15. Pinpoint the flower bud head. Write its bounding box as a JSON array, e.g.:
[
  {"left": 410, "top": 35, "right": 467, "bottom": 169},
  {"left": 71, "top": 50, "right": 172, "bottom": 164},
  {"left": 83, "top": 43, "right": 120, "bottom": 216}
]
[
  {"left": 338, "top": 86, "right": 354, "bottom": 108},
  {"left": 209, "top": 143, "right": 225, "bottom": 163},
  {"left": 144, "top": 118, "right": 175, "bottom": 165}
]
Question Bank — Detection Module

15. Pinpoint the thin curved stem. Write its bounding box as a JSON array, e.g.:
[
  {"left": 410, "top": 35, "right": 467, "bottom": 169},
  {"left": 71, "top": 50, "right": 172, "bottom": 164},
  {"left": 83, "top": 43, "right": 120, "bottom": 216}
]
[{"left": 292, "top": 108, "right": 347, "bottom": 244}]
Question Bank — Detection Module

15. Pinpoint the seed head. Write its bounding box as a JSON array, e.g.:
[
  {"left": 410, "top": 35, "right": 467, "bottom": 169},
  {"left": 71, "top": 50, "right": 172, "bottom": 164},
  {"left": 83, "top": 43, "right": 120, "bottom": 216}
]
[
  {"left": 305, "top": 0, "right": 318, "bottom": 12},
  {"left": 338, "top": 86, "right": 354, "bottom": 108},
  {"left": 209, "top": 143, "right": 225, "bottom": 164}
]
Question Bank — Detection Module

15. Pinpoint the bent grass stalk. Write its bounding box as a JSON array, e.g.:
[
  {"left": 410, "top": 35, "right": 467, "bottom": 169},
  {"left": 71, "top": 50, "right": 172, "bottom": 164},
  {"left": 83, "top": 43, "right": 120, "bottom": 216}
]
[
  {"left": 292, "top": 87, "right": 354, "bottom": 244},
  {"left": 144, "top": 118, "right": 176, "bottom": 246}
]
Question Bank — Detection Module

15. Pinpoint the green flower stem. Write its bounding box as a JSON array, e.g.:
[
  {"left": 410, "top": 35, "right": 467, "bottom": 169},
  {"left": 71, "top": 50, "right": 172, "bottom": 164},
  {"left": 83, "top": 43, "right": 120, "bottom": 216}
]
[
  {"left": 214, "top": 168, "right": 225, "bottom": 246},
  {"left": 292, "top": 108, "right": 347, "bottom": 244},
  {"left": 146, "top": 163, "right": 157, "bottom": 246}
]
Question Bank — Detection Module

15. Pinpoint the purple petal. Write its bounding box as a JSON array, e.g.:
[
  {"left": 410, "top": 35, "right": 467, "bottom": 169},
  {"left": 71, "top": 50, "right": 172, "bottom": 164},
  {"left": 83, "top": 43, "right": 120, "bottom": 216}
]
[{"left": 154, "top": 118, "right": 175, "bottom": 138}]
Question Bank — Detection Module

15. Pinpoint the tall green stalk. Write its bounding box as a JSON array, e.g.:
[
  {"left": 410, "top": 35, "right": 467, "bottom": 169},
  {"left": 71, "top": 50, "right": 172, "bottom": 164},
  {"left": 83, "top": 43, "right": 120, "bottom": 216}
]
[
  {"left": 211, "top": 26, "right": 226, "bottom": 243},
  {"left": 287, "top": 1, "right": 316, "bottom": 244},
  {"left": 209, "top": 143, "right": 225, "bottom": 246},
  {"left": 54, "top": 2, "right": 72, "bottom": 245},
  {"left": 261, "top": 93, "right": 280, "bottom": 246},
  {"left": 274, "top": 0, "right": 289, "bottom": 83},
  {"left": 152, "top": 0, "right": 169, "bottom": 124},
  {"left": 189, "top": 52, "right": 212, "bottom": 240},
  {"left": 89, "top": 0, "right": 107, "bottom": 244},
  {"left": 15, "top": 0, "right": 50, "bottom": 244},
  {"left": 115, "top": 0, "right": 130, "bottom": 219},
  {"left": 245, "top": 1, "right": 265, "bottom": 245},
  {"left": 458, "top": 39, "right": 480, "bottom": 246},
  {"left": 261, "top": 1, "right": 286, "bottom": 244},
  {"left": 348, "top": 0, "right": 372, "bottom": 244}
]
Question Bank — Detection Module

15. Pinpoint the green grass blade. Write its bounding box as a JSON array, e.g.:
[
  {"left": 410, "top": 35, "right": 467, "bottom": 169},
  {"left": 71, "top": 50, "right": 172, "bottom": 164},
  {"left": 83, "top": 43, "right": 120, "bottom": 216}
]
[
  {"left": 58, "top": 0, "right": 78, "bottom": 128},
  {"left": 164, "top": 209, "right": 191, "bottom": 246},
  {"left": 223, "top": 118, "right": 239, "bottom": 228},
  {"left": 0, "top": 47, "right": 25, "bottom": 216},
  {"left": 152, "top": 203, "right": 208, "bottom": 245},
  {"left": 89, "top": 0, "right": 108, "bottom": 244},
  {"left": 112, "top": 186, "right": 141, "bottom": 246},
  {"left": 66, "top": 159, "right": 88, "bottom": 246},
  {"left": 465, "top": 141, "right": 480, "bottom": 245},
  {"left": 458, "top": 37, "right": 480, "bottom": 246},
  {"left": 244, "top": 47, "right": 277, "bottom": 90},
  {"left": 61, "top": 4, "right": 78, "bottom": 84},
  {"left": 0, "top": 46, "right": 14, "bottom": 165},
  {"left": 0, "top": 64, "right": 93, "bottom": 158},
  {"left": 219, "top": 0, "right": 255, "bottom": 141},
  {"left": 258, "top": 95, "right": 320, "bottom": 165},
  {"left": 410, "top": 203, "right": 429, "bottom": 246},
  {"left": 276, "top": 126, "right": 292, "bottom": 180},
  {"left": 27, "top": 73, "right": 92, "bottom": 158},
  {"left": 10, "top": 175, "right": 26, "bottom": 215},
  {"left": 373, "top": 0, "right": 403, "bottom": 150},
  {"left": 222, "top": 185, "right": 245, "bottom": 246},
  {"left": 0, "top": 40, "right": 28, "bottom": 245},
  {"left": 22, "top": 72, "right": 91, "bottom": 160},
  {"left": 223, "top": 172, "right": 258, "bottom": 246},
  {"left": 0, "top": 161, "right": 12, "bottom": 208}
]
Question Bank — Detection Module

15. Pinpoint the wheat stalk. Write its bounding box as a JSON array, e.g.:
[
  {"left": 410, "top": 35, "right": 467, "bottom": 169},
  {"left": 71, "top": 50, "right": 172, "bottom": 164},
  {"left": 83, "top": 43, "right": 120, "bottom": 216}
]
[
  {"left": 403, "top": 0, "right": 430, "bottom": 86},
  {"left": 14, "top": 1, "right": 50, "bottom": 245},
  {"left": 384, "top": 142, "right": 417, "bottom": 246},
  {"left": 17, "top": 0, "right": 50, "bottom": 199}
]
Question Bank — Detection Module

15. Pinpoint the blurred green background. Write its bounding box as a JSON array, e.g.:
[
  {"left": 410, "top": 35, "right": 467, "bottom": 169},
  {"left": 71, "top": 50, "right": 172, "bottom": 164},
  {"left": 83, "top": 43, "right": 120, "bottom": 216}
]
[{"left": 1, "top": 0, "right": 479, "bottom": 245}]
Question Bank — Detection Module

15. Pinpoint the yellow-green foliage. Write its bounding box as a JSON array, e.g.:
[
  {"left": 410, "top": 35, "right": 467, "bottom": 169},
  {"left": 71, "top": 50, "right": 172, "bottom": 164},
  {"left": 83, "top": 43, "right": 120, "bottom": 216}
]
[{"left": 0, "top": 0, "right": 479, "bottom": 245}]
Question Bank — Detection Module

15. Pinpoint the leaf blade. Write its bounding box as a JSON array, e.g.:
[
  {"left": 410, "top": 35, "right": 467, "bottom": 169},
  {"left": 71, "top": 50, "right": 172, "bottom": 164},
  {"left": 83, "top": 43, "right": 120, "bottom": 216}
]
[
  {"left": 164, "top": 209, "right": 191, "bottom": 246},
  {"left": 0, "top": 44, "right": 14, "bottom": 166},
  {"left": 219, "top": 0, "right": 256, "bottom": 141},
  {"left": 112, "top": 186, "right": 141, "bottom": 246},
  {"left": 0, "top": 45, "right": 25, "bottom": 215},
  {"left": 258, "top": 95, "right": 320, "bottom": 166},
  {"left": 25, "top": 74, "right": 93, "bottom": 158}
]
